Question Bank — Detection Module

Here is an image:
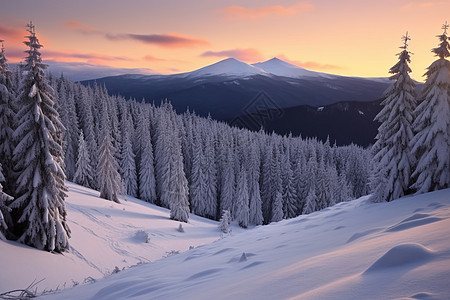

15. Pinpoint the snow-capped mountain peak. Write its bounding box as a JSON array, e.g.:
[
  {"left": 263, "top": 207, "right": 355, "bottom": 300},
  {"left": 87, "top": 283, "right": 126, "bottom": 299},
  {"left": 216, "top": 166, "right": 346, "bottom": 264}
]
[
  {"left": 252, "top": 57, "right": 326, "bottom": 78},
  {"left": 186, "top": 58, "right": 267, "bottom": 78}
]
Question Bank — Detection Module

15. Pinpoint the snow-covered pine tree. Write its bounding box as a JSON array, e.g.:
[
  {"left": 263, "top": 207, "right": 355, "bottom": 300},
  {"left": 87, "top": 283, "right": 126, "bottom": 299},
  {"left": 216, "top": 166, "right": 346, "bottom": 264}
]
[
  {"left": 0, "top": 40, "right": 16, "bottom": 195},
  {"left": 97, "top": 112, "right": 122, "bottom": 203},
  {"left": 0, "top": 163, "right": 13, "bottom": 240},
  {"left": 10, "top": 22, "right": 70, "bottom": 252},
  {"left": 189, "top": 131, "right": 206, "bottom": 216},
  {"left": 219, "top": 145, "right": 235, "bottom": 218},
  {"left": 302, "top": 186, "right": 316, "bottom": 215},
  {"left": 271, "top": 191, "right": 284, "bottom": 223},
  {"left": 248, "top": 142, "right": 263, "bottom": 225},
  {"left": 282, "top": 149, "right": 298, "bottom": 219},
  {"left": 167, "top": 114, "right": 190, "bottom": 223},
  {"left": 203, "top": 132, "right": 218, "bottom": 219},
  {"left": 73, "top": 131, "right": 94, "bottom": 188},
  {"left": 345, "top": 146, "right": 371, "bottom": 198},
  {"left": 137, "top": 112, "right": 156, "bottom": 203},
  {"left": 235, "top": 165, "right": 249, "bottom": 228},
  {"left": 371, "top": 32, "right": 416, "bottom": 202},
  {"left": 119, "top": 110, "right": 138, "bottom": 197},
  {"left": 260, "top": 138, "right": 273, "bottom": 223},
  {"left": 315, "top": 157, "right": 330, "bottom": 210},
  {"left": 75, "top": 84, "right": 98, "bottom": 187},
  {"left": 219, "top": 209, "right": 231, "bottom": 233},
  {"left": 335, "top": 171, "right": 351, "bottom": 203},
  {"left": 154, "top": 104, "right": 171, "bottom": 207},
  {"left": 410, "top": 22, "right": 450, "bottom": 193},
  {"left": 56, "top": 78, "right": 79, "bottom": 181}
]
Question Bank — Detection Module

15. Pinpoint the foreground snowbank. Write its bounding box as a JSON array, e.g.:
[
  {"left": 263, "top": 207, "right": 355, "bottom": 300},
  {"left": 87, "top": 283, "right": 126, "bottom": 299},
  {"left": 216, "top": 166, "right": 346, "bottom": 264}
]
[
  {"left": 40, "top": 188, "right": 450, "bottom": 299},
  {"left": 0, "top": 182, "right": 223, "bottom": 294}
]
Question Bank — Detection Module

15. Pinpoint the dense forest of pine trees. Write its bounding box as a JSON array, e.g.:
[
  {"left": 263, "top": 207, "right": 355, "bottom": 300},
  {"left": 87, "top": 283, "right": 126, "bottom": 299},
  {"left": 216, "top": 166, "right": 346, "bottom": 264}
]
[{"left": 0, "top": 22, "right": 449, "bottom": 252}]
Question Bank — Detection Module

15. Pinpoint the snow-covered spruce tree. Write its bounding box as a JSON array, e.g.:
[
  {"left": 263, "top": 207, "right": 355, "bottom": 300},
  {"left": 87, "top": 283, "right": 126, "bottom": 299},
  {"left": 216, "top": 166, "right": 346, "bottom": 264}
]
[
  {"left": 235, "top": 165, "right": 249, "bottom": 228},
  {"left": 203, "top": 133, "right": 218, "bottom": 220},
  {"left": 137, "top": 112, "right": 156, "bottom": 203},
  {"left": 154, "top": 104, "right": 171, "bottom": 208},
  {"left": 0, "top": 40, "right": 16, "bottom": 195},
  {"left": 271, "top": 191, "right": 284, "bottom": 223},
  {"left": 56, "top": 78, "right": 79, "bottom": 181},
  {"left": 371, "top": 32, "right": 416, "bottom": 202},
  {"left": 167, "top": 113, "right": 190, "bottom": 223},
  {"left": 282, "top": 151, "right": 298, "bottom": 219},
  {"left": 410, "top": 22, "right": 450, "bottom": 193},
  {"left": 73, "top": 131, "right": 94, "bottom": 188},
  {"left": 10, "top": 22, "right": 70, "bottom": 252},
  {"left": 119, "top": 111, "right": 138, "bottom": 197},
  {"left": 302, "top": 186, "right": 316, "bottom": 215},
  {"left": 248, "top": 140, "right": 263, "bottom": 225},
  {"left": 97, "top": 113, "right": 122, "bottom": 203},
  {"left": 189, "top": 131, "right": 206, "bottom": 216},
  {"left": 219, "top": 147, "right": 235, "bottom": 216},
  {"left": 219, "top": 209, "right": 231, "bottom": 233},
  {"left": 0, "top": 163, "right": 13, "bottom": 240}
]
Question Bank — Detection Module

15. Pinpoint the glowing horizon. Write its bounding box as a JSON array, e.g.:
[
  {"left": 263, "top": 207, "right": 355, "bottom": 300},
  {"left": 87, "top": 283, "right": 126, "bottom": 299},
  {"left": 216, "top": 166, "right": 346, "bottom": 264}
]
[{"left": 1, "top": 0, "right": 449, "bottom": 81}]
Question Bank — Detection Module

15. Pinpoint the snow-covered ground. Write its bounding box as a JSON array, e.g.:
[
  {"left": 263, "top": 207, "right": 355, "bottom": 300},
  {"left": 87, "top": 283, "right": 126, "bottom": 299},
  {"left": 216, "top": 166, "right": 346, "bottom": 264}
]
[
  {"left": 2, "top": 184, "right": 450, "bottom": 299},
  {"left": 0, "top": 182, "right": 226, "bottom": 294}
]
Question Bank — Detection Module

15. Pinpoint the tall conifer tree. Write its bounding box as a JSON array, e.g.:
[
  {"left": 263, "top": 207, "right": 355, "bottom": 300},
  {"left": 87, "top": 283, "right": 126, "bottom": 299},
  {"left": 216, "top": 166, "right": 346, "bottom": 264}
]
[
  {"left": 371, "top": 32, "right": 416, "bottom": 202},
  {"left": 11, "top": 22, "right": 70, "bottom": 252},
  {"left": 410, "top": 22, "right": 450, "bottom": 193}
]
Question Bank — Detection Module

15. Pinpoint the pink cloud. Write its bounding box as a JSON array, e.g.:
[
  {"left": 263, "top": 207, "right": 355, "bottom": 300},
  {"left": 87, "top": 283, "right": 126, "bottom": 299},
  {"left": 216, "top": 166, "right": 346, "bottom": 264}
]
[
  {"left": 143, "top": 55, "right": 167, "bottom": 62},
  {"left": 66, "top": 20, "right": 209, "bottom": 48},
  {"left": 64, "top": 20, "right": 100, "bottom": 35},
  {"left": 219, "top": 2, "right": 313, "bottom": 19},
  {"left": 201, "top": 48, "right": 263, "bottom": 62},
  {"left": 42, "top": 50, "right": 133, "bottom": 62},
  {"left": 277, "top": 54, "right": 343, "bottom": 71},
  {"left": 0, "top": 24, "right": 25, "bottom": 44},
  {"left": 110, "top": 33, "right": 209, "bottom": 48}
]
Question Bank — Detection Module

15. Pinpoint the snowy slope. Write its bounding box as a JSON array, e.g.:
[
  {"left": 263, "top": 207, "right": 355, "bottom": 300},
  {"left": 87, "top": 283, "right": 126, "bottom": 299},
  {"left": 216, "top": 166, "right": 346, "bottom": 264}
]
[
  {"left": 40, "top": 189, "right": 450, "bottom": 300},
  {"left": 252, "top": 57, "right": 327, "bottom": 78},
  {"left": 185, "top": 58, "right": 267, "bottom": 78},
  {"left": 0, "top": 182, "right": 226, "bottom": 294}
]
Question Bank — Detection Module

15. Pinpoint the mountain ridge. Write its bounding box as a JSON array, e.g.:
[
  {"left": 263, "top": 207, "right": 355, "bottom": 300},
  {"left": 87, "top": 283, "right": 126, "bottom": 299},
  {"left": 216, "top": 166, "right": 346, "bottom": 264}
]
[{"left": 82, "top": 57, "right": 390, "bottom": 145}]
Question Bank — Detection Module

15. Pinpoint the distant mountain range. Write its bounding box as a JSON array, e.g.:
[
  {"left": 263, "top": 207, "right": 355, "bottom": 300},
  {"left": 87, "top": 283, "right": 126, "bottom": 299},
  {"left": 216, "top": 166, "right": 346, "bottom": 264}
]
[{"left": 83, "top": 57, "right": 391, "bottom": 146}]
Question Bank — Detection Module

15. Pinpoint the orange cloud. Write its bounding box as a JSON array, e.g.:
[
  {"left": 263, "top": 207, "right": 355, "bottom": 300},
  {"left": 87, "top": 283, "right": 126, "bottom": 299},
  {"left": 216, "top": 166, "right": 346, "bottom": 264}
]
[
  {"left": 201, "top": 48, "right": 263, "bottom": 62},
  {"left": 64, "top": 20, "right": 100, "bottom": 34},
  {"left": 277, "top": 54, "right": 343, "bottom": 71},
  {"left": 220, "top": 2, "right": 313, "bottom": 19}
]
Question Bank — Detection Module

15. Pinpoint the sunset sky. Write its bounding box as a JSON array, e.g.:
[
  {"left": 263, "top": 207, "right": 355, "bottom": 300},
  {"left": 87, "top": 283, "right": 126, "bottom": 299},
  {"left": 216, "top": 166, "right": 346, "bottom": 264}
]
[{"left": 0, "top": 0, "right": 448, "bottom": 81}]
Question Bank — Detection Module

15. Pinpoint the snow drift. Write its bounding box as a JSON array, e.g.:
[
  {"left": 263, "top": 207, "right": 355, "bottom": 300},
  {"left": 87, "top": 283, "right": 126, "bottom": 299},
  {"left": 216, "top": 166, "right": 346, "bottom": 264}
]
[{"left": 23, "top": 186, "right": 450, "bottom": 299}]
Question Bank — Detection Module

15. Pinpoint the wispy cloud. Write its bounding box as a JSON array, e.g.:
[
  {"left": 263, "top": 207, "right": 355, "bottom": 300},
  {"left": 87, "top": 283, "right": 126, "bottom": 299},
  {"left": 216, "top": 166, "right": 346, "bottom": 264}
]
[
  {"left": 107, "top": 33, "right": 209, "bottom": 48},
  {"left": 219, "top": 2, "right": 313, "bottom": 19},
  {"left": 66, "top": 20, "right": 209, "bottom": 48},
  {"left": 64, "top": 20, "right": 100, "bottom": 35},
  {"left": 143, "top": 55, "right": 167, "bottom": 62},
  {"left": 201, "top": 48, "right": 263, "bottom": 62},
  {"left": 3, "top": 46, "right": 135, "bottom": 65},
  {"left": 277, "top": 54, "right": 343, "bottom": 71},
  {"left": 42, "top": 50, "right": 133, "bottom": 63}
]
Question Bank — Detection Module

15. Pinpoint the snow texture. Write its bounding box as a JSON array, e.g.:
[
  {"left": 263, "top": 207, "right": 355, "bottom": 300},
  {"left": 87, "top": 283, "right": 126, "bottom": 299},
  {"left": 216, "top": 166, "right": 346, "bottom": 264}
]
[{"left": 2, "top": 183, "right": 447, "bottom": 299}]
